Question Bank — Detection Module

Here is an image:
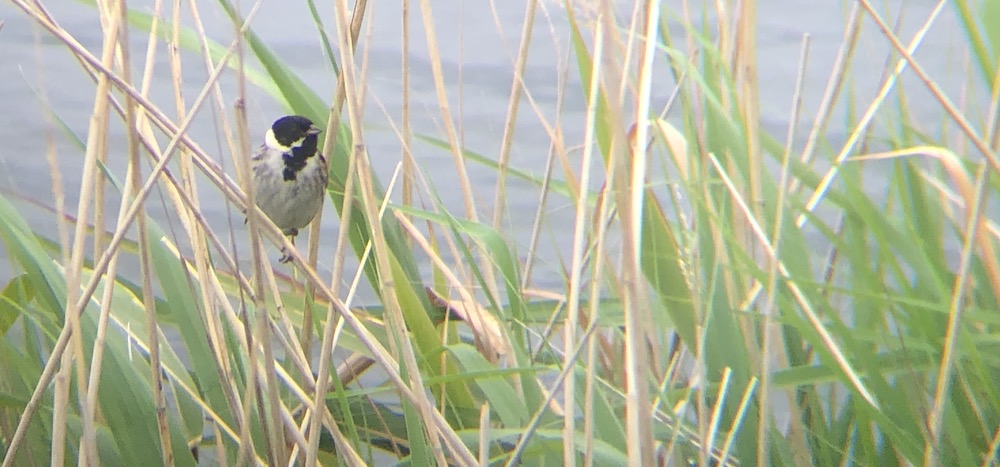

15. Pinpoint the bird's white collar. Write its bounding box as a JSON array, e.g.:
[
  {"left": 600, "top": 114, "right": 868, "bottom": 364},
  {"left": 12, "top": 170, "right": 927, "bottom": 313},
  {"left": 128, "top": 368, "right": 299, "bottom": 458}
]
[{"left": 264, "top": 128, "right": 308, "bottom": 151}]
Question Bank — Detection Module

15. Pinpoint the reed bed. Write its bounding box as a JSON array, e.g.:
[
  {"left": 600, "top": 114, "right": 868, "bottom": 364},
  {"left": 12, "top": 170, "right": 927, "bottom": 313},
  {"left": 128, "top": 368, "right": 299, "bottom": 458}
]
[{"left": 1, "top": 0, "right": 999, "bottom": 465}]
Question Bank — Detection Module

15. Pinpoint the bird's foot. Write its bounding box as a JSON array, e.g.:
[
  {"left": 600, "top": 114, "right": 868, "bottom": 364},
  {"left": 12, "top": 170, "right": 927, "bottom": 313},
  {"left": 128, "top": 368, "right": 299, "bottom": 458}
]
[{"left": 279, "top": 232, "right": 299, "bottom": 263}]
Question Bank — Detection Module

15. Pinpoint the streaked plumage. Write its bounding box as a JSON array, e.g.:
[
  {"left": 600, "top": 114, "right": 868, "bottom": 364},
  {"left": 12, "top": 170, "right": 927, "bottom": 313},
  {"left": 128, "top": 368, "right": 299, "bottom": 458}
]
[{"left": 250, "top": 115, "right": 328, "bottom": 262}]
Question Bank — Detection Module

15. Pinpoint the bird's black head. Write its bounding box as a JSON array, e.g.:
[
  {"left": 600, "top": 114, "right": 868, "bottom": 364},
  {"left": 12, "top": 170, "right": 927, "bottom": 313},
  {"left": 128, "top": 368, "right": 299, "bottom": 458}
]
[{"left": 271, "top": 115, "right": 321, "bottom": 148}]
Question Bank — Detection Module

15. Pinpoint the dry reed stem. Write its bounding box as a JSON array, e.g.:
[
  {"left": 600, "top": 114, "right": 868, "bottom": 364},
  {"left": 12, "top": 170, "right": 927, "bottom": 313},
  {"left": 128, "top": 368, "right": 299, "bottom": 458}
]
[
  {"left": 30, "top": 0, "right": 122, "bottom": 462},
  {"left": 860, "top": 0, "right": 1000, "bottom": 173},
  {"left": 134, "top": 4, "right": 174, "bottom": 461},
  {"left": 355, "top": 147, "right": 465, "bottom": 463},
  {"left": 26, "top": 0, "right": 274, "bottom": 460},
  {"left": 852, "top": 146, "right": 1000, "bottom": 307},
  {"left": 416, "top": 0, "right": 503, "bottom": 311},
  {"left": 330, "top": 0, "right": 475, "bottom": 461},
  {"left": 178, "top": 5, "right": 263, "bottom": 460},
  {"left": 304, "top": 0, "right": 376, "bottom": 463},
  {"left": 80, "top": 0, "right": 134, "bottom": 460},
  {"left": 738, "top": 0, "right": 939, "bottom": 313},
  {"left": 505, "top": 319, "right": 601, "bottom": 466},
  {"left": 304, "top": 2, "right": 368, "bottom": 395},
  {"left": 4, "top": 2, "right": 456, "bottom": 464},
  {"left": 735, "top": 0, "right": 761, "bottom": 222},
  {"left": 9, "top": 0, "right": 972, "bottom": 464},
  {"left": 923, "top": 163, "right": 989, "bottom": 465},
  {"left": 604, "top": 0, "right": 658, "bottom": 462},
  {"left": 707, "top": 150, "right": 880, "bottom": 407},
  {"left": 716, "top": 377, "right": 759, "bottom": 466},
  {"left": 13, "top": 4, "right": 372, "bottom": 467},
  {"left": 299, "top": 0, "right": 367, "bottom": 363},
  {"left": 490, "top": 0, "right": 539, "bottom": 230},
  {"left": 798, "top": 2, "right": 946, "bottom": 224},
  {"left": 756, "top": 32, "right": 812, "bottom": 467},
  {"left": 415, "top": 0, "right": 477, "bottom": 222},
  {"left": 401, "top": 0, "right": 413, "bottom": 207},
  {"left": 919, "top": 175, "right": 1000, "bottom": 244},
  {"left": 301, "top": 0, "right": 372, "bottom": 364},
  {"left": 29, "top": 22, "right": 73, "bottom": 465},
  {"left": 397, "top": 218, "right": 515, "bottom": 362},
  {"left": 562, "top": 7, "right": 603, "bottom": 462},
  {"left": 494, "top": 13, "right": 571, "bottom": 291},
  {"left": 582, "top": 118, "right": 617, "bottom": 466},
  {"left": 142, "top": 9, "right": 170, "bottom": 464}
]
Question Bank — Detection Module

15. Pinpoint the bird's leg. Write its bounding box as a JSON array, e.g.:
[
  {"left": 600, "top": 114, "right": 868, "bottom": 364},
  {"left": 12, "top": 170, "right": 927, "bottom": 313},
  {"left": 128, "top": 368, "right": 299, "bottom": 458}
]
[
  {"left": 278, "top": 228, "right": 299, "bottom": 263},
  {"left": 278, "top": 236, "right": 295, "bottom": 263}
]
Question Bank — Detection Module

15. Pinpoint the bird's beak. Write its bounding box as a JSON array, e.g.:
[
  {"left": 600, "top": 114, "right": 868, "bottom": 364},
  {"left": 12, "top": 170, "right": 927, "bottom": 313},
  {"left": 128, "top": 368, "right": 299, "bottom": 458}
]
[{"left": 308, "top": 125, "right": 322, "bottom": 135}]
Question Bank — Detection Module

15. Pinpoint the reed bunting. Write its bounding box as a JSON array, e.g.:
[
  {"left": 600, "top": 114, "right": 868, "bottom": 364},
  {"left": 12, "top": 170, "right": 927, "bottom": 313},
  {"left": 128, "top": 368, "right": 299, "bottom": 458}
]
[{"left": 251, "top": 115, "right": 328, "bottom": 262}]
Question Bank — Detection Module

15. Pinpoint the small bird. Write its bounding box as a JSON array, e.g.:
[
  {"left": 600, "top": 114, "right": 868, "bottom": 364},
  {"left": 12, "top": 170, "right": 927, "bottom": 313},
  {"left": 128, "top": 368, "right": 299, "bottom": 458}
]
[{"left": 251, "top": 115, "right": 328, "bottom": 263}]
